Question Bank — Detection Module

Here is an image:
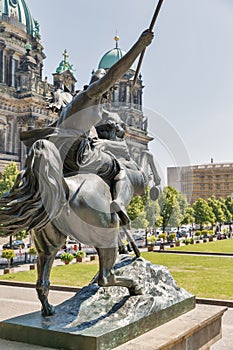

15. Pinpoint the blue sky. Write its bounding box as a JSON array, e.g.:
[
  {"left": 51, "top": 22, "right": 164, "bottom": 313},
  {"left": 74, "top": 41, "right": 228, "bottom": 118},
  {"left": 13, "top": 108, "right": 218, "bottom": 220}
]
[{"left": 26, "top": 0, "right": 233, "bottom": 182}]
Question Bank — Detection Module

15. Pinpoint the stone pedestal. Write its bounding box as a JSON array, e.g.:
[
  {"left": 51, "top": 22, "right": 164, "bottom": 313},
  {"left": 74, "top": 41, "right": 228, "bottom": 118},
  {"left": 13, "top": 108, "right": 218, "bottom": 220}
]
[
  {"left": 114, "top": 305, "right": 226, "bottom": 350},
  {"left": 0, "top": 297, "right": 194, "bottom": 350},
  {"left": 3, "top": 268, "right": 14, "bottom": 274},
  {"left": 90, "top": 255, "right": 98, "bottom": 261},
  {"left": 0, "top": 305, "right": 225, "bottom": 350}
]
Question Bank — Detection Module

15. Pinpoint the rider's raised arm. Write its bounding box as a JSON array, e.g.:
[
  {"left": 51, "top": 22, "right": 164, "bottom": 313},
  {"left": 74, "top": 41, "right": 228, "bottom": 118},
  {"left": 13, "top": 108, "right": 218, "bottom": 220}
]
[{"left": 86, "top": 30, "right": 154, "bottom": 99}]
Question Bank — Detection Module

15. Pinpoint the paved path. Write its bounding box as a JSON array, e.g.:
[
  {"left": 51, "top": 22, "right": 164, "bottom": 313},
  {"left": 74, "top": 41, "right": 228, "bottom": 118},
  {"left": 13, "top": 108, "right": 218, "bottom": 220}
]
[
  {"left": 211, "top": 307, "right": 233, "bottom": 350},
  {"left": 0, "top": 285, "right": 74, "bottom": 349},
  {"left": 0, "top": 285, "right": 232, "bottom": 349}
]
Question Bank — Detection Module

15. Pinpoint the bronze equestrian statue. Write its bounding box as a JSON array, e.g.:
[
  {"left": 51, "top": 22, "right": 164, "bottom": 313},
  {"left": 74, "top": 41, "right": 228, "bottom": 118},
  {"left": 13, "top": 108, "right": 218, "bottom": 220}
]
[{"left": 0, "top": 29, "right": 154, "bottom": 316}]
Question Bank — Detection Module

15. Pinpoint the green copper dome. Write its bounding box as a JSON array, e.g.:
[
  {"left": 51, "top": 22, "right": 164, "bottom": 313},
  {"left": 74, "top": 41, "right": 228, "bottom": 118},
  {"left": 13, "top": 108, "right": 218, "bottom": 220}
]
[
  {"left": 0, "top": 0, "right": 38, "bottom": 36},
  {"left": 98, "top": 36, "right": 136, "bottom": 71},
  {"left": 56, "top": 49, "right": 74, "bottom": 74},
  {"left": 98, "top": 47, "right": 126, "bottom": 70}
]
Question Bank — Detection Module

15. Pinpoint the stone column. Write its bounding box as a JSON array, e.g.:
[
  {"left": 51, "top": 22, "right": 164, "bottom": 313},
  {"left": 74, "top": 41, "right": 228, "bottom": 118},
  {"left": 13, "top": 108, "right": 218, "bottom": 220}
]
[
  {"left": 0, "top": 41, "right": 6, "bottom": 83},
  {"left": 8, "top": 49, "right": 15, "bottom": 87},
  {"left": 4, "top": 124, "right": 8, "bottom": 152},
  {"left": 0, "top": 129, "right": 4, "bottom": 153},
  {"left": 5, "top": 120, "right": 13, "bottom": 153},
  {"left": 126, "top": 84, "right": 130, "bottom": 104},
  {"left": 114, "top": 82, "right": 119, "bottom": 105},
  {"left": 17, "top": 120, "right": 23, "bottom": 166},
  {"left": 139, "top": 91, "right": 142, "bottom": 110},
  {"left": 10, "top": 119, "right": 15, "bottom": 154}
]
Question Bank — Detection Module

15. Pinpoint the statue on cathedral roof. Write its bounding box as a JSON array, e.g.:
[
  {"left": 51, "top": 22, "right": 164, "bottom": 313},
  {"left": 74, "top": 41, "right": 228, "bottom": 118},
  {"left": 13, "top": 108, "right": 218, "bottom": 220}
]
[
  {"left": 19, "top": 43, "right": 38, "bottom": 72},
  {"left": 47, "top": 88, "right": 73, "bottom": 113},
  {"left": 33, "top": 19, "right": 41, "bottom": 39}
]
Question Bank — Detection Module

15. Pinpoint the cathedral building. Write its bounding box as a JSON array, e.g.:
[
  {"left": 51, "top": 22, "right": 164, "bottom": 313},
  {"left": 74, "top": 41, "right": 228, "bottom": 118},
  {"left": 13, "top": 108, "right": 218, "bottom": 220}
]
[
  {"left": 0, "top": 0, "right": 51, "bottom": 172},
  {"left": 0, "top": 0, "right": 160, "bottom": 188}
]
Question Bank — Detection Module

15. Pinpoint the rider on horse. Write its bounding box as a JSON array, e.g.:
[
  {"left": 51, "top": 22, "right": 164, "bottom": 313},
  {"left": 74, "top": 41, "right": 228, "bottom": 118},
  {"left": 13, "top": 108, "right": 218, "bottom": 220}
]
[{"left": 21, "top": 30, "right": 154, "bottom": 227}]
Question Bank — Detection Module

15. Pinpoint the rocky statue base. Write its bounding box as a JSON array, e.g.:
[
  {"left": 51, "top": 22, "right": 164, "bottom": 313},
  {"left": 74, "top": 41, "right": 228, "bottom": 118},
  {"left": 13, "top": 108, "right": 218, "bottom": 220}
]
[{"left": 0, "top": 256, "right": 195, "bottom": 350}]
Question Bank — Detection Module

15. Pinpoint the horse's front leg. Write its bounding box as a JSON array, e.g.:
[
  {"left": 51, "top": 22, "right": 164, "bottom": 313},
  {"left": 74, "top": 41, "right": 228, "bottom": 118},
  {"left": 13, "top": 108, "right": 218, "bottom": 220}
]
[
  {"left": 96, "top": 247, "right": 143, "bottom": 295},
  {"left": 36, "top": 251, "right": 58, "bottom": 316}
]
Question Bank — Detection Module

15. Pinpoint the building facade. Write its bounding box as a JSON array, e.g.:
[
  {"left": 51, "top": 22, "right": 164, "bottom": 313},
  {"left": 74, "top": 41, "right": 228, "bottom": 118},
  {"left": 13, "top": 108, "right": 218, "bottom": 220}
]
[
  {"left": 0, "top": 0, "right": 53, "bottom": 173},
  {"left": 0, "top": 0, "right": 160, "bottom": 188},
  {"left": 167, "top": 161, "right": 233, "bottom": 204}
]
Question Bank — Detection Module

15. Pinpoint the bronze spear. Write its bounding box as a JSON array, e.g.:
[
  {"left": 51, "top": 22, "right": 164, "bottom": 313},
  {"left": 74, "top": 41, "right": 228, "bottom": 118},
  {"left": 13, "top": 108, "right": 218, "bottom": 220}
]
[{"left": 132, "top": 0, "right": 165, "bottom": 90}]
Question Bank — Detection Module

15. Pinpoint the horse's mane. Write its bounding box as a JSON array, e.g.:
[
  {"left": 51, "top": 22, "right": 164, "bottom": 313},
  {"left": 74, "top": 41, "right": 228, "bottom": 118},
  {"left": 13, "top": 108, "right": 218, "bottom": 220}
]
[{"left": 0, "top": 140, "right": 69, "bottom": 236}]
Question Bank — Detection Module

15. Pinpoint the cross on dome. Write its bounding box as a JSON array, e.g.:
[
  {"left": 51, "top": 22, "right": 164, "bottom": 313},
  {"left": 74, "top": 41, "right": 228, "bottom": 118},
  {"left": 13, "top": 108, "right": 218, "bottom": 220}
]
[{"left": 62, "top": 49, "right": 69, "bottom": 63}]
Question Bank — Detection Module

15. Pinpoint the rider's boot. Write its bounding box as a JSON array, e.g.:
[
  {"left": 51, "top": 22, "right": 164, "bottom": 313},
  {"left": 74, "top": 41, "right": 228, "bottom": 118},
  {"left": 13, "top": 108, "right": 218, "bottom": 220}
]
[
  {"left": 110, "top": 198, "right": 131, "bottom": 228},
  {"left": 110, "top": 169, "right": 132, "bottom": 228}
]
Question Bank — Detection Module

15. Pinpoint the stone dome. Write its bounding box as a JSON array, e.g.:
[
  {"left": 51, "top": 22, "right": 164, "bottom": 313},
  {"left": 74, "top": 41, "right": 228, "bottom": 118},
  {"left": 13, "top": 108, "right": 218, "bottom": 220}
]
[{"left": 0, "top": 0, "right": 36, "bottom": 35}]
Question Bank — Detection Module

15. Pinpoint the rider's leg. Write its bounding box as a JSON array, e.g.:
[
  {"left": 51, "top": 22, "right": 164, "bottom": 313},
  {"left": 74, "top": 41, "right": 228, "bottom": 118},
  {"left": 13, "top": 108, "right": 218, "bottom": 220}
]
[
  {"left": 110, "top": 169, "right": 133, "bottom": 227},
  {"left": 111, "top": 165, "right": 147, "bottom": 227}
]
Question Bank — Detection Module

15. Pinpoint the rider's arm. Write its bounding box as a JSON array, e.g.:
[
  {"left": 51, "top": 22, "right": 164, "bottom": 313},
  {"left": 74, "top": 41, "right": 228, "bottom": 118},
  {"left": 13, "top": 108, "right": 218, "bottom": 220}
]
[
  {"left": 94, "top": 139, "right": 130, "bottom": 160},
  {"left": 86, "top": 30, "right": 154, "bottom": 99}
]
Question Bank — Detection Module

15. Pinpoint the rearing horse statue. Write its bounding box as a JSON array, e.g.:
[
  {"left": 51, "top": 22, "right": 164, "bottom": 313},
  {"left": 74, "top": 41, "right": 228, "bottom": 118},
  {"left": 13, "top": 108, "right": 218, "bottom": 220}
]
[
  {"left": 0, "top": 30, "right": 154, "bottom": 316},
  {"left": 1, "top": 139, "right": 143, "bottom": 316}
]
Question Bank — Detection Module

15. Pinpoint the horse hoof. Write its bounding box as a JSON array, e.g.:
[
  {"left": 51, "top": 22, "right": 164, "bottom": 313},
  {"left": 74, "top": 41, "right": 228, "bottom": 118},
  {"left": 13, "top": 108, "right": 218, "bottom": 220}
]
[
  {"left": 118, "top": 245, "right": 128, "bottom": 255},
  {"left": 129, "top": 285, "right": 143, "bottom": 296},
  {"left": 42, "top": 305, "right": 55, "bottom": 317}
]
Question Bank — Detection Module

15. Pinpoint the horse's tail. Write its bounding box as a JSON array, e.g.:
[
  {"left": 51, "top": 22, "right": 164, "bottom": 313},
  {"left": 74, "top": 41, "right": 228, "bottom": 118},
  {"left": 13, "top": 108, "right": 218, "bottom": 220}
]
[{"left": 0, "top": 139, "right": 69, "bottom": 237}]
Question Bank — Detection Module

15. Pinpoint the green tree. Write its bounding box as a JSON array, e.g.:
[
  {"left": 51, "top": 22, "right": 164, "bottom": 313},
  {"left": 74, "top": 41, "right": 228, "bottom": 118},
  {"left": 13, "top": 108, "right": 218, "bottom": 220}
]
[
  {"left": 142, "top": 186, "right": 162, "bottom": 228},
  {"left": 168, "top": 202, "right": 182, "bottom": 228},
  {"left": 127, "top": 195, "right": 145, "bottom": 222},
  {"left": 193, "top": 198, "right": 215, "bottom": 230},
  {"left": 128, "top": 186, "right": 161, "bottom": 229},
  {"left": 158, "top": 186, "right": 180, "bottom": 232},
  {"left": 208, "top": 196, "right": 226, "bottom": 228},
  {"left": 0, "top": 162, "right": 18, "bottom": 196},
  {"left": 175, "top": 191, "right": 191, "bottom": 229},
  {"left": 220, "top": 201, "right": 232, "bottom": 223},
  {"left": 15, "top": 229, "right": 28, "bottom": 241},
  {"left": 0, "top": 162, "right": 27, "bottom": 243},
  {"left": 145, "top": 200, "right": 162, "bottom": 228},
  {"left": 181, "top": 206, "right": 195, "bottom": 226},
  {"left": 177, "top": 192, "right": 189, "bottom": 219},
  {"left": 225, "top": 196, "right": 233, "bottom": 221},
  {"left": 1, "top": 249, "right": 15, "bottom": 268},
  {"left": 131, "top": 210, "right": 149, "bottom": 229}
]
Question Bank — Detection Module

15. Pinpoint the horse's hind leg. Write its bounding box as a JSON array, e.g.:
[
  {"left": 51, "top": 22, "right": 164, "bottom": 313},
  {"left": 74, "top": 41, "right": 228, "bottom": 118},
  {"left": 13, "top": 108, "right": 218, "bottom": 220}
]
[
  {"left": 33, "top": 223, "right": 66, "bottom": 316},
  {"left": 96, "top": 247, "right": 143, "bottom": 295}
]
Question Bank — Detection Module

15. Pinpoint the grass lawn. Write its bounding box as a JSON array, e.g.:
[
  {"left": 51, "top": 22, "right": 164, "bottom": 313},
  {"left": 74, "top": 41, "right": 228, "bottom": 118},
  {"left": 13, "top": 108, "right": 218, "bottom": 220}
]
[
  {"left": 168, "top": 238, "right": 233, "bottom": 253},
  {"left": 1, "top": 241, "right": 233, "bottom": 300},
  {"left": 141, "top": 252, "right": 233, "bottom": 300},
  {"left": 0, "top": 262, "right": 98, "bottom": 288}
]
